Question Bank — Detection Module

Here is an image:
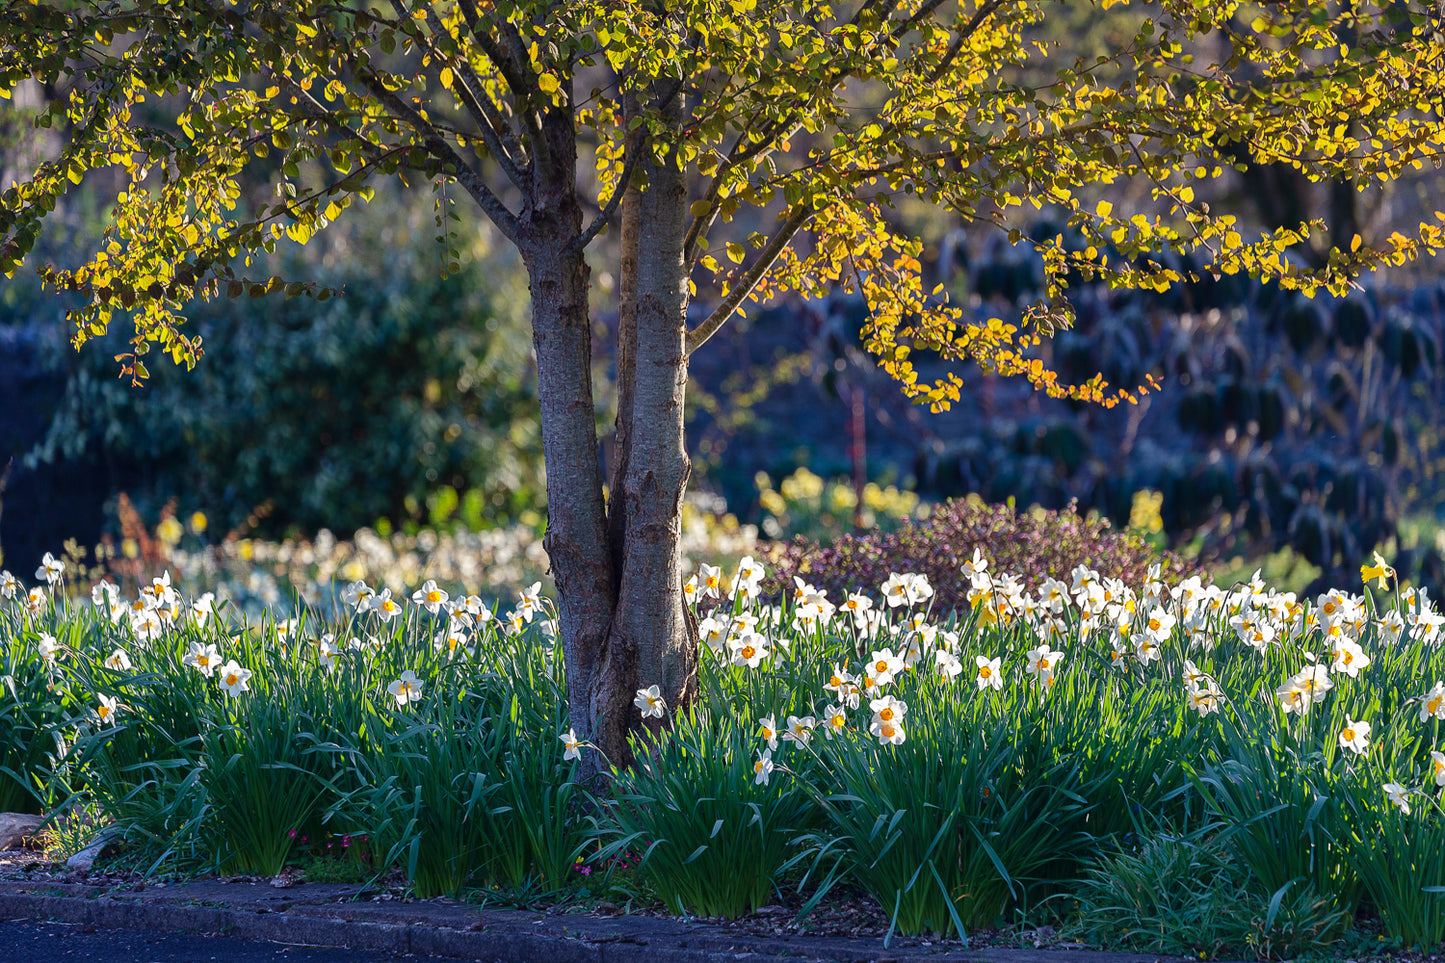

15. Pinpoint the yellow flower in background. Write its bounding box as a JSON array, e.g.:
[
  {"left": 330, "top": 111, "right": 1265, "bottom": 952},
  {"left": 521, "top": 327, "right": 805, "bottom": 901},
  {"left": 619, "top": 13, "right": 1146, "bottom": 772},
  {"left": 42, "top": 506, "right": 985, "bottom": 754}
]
[
  {"left": 156, "top": 516, "right": 184, "bottom": 546},
  {"left": 189, "top": 511, "right": 208, "bottom": 535},
  {"left": 1360, "top": 552, "right": 1395, "bottom": 590}
]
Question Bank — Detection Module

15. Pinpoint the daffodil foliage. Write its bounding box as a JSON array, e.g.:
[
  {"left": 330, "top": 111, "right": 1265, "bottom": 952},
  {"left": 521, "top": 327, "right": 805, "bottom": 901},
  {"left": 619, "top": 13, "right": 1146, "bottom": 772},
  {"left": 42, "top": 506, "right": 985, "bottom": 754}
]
[{"left": 1, "top": 0, "right": 1442, "bottom": 401}]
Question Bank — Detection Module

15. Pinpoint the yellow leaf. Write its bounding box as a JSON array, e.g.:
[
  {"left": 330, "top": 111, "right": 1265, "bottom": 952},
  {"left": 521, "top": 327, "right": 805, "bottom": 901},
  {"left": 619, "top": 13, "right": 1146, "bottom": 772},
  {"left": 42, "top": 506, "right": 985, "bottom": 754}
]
[
  {"left": 439, "top": 66, "right": 453, "bottom": 89},
  {"left": 1095, "top": 200, "right": 1112, "bottom": 218},
  {"left": 537, "top": 73, "right": 560, "bottom": 95},
  {"left": 726, "top": 242, "right": 745, "bottom": 264},
  {"left": 1350, "top": 233, "right": 1362, "bottom": 252}
]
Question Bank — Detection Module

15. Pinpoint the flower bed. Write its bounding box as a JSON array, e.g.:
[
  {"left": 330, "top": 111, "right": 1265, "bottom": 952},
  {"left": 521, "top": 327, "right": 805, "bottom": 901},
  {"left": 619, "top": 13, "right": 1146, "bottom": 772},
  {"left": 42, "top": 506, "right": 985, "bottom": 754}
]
[{"left": 1, "top": 550, "right": 1444, "bottom": 958}]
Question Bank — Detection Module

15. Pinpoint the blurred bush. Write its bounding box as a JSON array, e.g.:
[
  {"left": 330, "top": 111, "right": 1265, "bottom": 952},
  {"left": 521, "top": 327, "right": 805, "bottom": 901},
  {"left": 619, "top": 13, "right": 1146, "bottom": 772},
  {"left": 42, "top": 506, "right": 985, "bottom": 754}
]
[
  {"left": 753, "top": 466, "right": 923, "bottom": 542},
  {"left": 764, "top": 495, "right": 1207, "bottom": 611},
  {"left": 26, "top": 231, "right": 544, "bottom": 539}
]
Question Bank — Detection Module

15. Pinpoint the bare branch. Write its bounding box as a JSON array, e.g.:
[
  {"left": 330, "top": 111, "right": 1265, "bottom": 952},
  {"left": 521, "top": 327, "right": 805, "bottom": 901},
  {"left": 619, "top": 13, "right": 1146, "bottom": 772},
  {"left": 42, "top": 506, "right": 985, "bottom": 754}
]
[{"left": 686, "top": 206, "right": 812, "bottom": 356}]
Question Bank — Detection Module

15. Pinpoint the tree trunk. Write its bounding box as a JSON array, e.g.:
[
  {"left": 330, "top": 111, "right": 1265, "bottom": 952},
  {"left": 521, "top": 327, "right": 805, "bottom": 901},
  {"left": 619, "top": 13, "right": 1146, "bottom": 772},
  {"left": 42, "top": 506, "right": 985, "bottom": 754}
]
[
  {"left": 589, "top": 93, "right": 698, "bottom": 773},
  {"left": 523, "top": 227, "right": 618, "bottom": 756},
  {"left": 522, "top": 89, "right": 696, "bottom": 782}
]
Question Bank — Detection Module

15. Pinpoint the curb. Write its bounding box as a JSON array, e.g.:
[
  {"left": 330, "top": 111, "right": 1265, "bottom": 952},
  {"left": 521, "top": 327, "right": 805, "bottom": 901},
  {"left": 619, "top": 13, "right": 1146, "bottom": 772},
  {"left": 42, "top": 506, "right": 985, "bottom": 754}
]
[{"left": 0, "top": 881, "right": 1191, "bottom": 963}]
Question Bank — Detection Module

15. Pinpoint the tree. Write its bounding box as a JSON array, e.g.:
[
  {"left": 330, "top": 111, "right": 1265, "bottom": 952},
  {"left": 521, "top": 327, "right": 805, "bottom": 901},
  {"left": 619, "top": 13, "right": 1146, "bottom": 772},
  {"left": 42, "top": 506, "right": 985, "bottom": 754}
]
[{"left": 4, "top": 0, "right": 1444, "bottom": 775}]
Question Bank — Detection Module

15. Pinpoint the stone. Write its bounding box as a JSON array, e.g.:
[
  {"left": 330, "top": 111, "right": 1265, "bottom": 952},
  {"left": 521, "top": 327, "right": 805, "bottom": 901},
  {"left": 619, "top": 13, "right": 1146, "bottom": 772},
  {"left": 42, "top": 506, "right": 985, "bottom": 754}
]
[
  {"left": 0, "top": 813, "right": 45, "bottom": 850},
  {"left": 65, "top": 830, "right": 118, "bottom": 871}
]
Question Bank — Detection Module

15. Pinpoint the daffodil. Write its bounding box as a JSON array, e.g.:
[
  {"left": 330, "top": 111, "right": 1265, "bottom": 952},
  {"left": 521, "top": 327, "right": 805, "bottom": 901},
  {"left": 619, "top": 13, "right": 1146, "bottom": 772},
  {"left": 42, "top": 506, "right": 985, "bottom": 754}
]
[
  {"left": 1330, "top": 638, "right": 1370, "bottom": 677},
  {"left": 560, "top": 728, "right": 583, "bottom": 761},
  {"left": 104, "top": 649, "right": 132, "bottom": 672},
  {"left": 22, "top": 585, "right": 46, "bottom": 614},
  {"left": 1383, "top": 782, "right": 1411, "bottom": 815},
  {"left": 731, "top": 556, "right": 763, "bottom": 601},
  {"left": 868, "top": 695, "right": 908, "bottom": 731},
  {"left": 757, "top": 713, "right": 780, "bottom": 750},
  {"left": 935, "top": 649, "right": 963, "bottom": 679},
  {"left": 1339, "top": 717, "right": 1370, "bottom": 755},
  {"left": 1024, "top": 643, "right": 1063, "bottom": 680},
  {"left": 821, "top": 703, "right": 848, "bottom": 739},
  {"left": 867, "top": 647, "right": 904, "bottom": 687},
  {"left": 1360, "top": 551, "right": 1395, "bottom": 590},
  {"left": 371, "top": 588, "right": 403, "bottom": 623},
  {"left": 783, "top": 715, "right": 815, "bottom": 746},
  {"left": 35, "top": 552, "right": 65, "bottom": 586},
  {"left": 343, "top": 580, "right": 376, "bottom": 611},
  {"left": 411, "top": 579, "right": 449, "bottom": 615},
  {"left": 95, "top": 694, "right": 120, "bottom": 726},
  {"left": 218, "top": 660, "right": 253, "bottom": 697},
  {"left": 90, "top": 579, "right": 118, "bottom": 608},
  {"left": 634, "top": 685, "right": 666, "bottom": 719},
  {"left": 698, "top": 562, "right": 723, "bottom": 599},
  {"left": 0, "top": 570, "right": 19, "bottom": 599},
  {"left": 727, "top": 632, "right": 770, "bottom": 669},
  {"left": 975, "top": 655, "right": 1003, "bottom": 691},
  {"left": 433, "top": 627, "right": 474, "bottom": 660},
  {"left": 1186, "top": 679, "right": 1223, "bottom": 716},
  {"left": 517, "top": 581, "right": 543, "bottom": 622},
  {"left": 183, "top": 642, "right": 221, "bottom": 677},
  {"left": 869, "top": 716, "right": 906, "bottom": 746},
  {"left": 386, "top": 670, "right": 423, "bottom": 707},
  {"left": 753, "top": 748, "right": 775, "bottom": 786},
  {"left": 1421, "top": 682, "right": 1445, "bottom": 723},
  {"left": 37, "top": 634, "right": 60, "bottom": 666},
  {"left": 1430, "top": 750, "right": 1445, "bottom": 787}
]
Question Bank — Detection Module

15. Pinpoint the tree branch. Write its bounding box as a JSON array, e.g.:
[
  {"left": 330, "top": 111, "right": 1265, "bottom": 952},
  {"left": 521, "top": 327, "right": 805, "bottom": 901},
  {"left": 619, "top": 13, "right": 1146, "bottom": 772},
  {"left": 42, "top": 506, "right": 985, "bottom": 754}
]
[
  {"left": 421, "top": 7, "right": 528, "bottom": 191},
  {"left": 356, "top": 70, "right": 525, "bottom": 245},
  {"left": 924, "top": 0, "right": 1010, "bottom": 84},
  {"left": 573, "top": 130, "right": 644, "bottom": 253},
  {"left": 686, "top": 206, "right": 812, "bottom": 356}
]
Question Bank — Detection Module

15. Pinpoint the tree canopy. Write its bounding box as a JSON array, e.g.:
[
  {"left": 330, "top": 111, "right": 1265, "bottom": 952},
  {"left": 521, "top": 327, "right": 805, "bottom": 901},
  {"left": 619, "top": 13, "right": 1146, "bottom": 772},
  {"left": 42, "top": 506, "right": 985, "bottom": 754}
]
[{"left": 6, "top": 1, "right": 1442, "bottom": 401}]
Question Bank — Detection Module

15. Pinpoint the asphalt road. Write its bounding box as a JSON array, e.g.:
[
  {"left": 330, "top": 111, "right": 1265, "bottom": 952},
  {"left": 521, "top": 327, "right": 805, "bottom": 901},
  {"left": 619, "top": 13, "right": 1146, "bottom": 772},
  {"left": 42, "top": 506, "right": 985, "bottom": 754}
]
[{"left": 0, "top": 919, "right": 431, "bottom": 962}]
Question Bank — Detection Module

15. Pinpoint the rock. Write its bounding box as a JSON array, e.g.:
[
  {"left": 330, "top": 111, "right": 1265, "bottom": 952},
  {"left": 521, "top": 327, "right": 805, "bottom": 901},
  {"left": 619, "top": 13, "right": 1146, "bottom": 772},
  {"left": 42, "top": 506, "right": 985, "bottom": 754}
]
[
  {"left": 0, "top": 813, "right": 45, "bottom": 850},
  {"left": 65, "top": 830, "right": 118, "bottom": 872}
]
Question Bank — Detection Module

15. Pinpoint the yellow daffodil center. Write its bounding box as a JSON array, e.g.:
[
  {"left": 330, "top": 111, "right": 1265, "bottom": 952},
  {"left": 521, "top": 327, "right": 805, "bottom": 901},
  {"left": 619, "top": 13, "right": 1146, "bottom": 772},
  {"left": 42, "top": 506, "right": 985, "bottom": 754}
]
[
  {"left": 1342, "top": 727, "right": 1356, "bottom": 741},
  {"left": 980, "top": 666, "right": 992, "bottom": 678},
  {"left": 741, "top": 645, "right": 756, "bottom": 661},
  {"left": 426, "top": 591, "right": 441, "bottom": 603},
  {"left": 879, "top": 707, "right": 895, "bottom": 722},
  {"left": 226, "top": 673, "right": 239, "bottom": 686},
  {"left": 880, "top": 724, "right": 896, "bottom": 738},
  {"left": 1149, "top": 618, "right": 1161, "bottom": 632},
  {"left": 875, "top": 660, "right": 888, "bottom": 673}
]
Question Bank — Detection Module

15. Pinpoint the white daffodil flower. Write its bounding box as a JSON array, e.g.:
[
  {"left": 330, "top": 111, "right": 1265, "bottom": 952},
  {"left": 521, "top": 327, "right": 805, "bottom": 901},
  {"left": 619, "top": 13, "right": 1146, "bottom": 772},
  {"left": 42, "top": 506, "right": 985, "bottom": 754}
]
[
  {"left": 634, "top": 685, "right": 666, "bottom": 719},
  {"left": 386, "top": 670, "right": 424, "bottom": 707}
]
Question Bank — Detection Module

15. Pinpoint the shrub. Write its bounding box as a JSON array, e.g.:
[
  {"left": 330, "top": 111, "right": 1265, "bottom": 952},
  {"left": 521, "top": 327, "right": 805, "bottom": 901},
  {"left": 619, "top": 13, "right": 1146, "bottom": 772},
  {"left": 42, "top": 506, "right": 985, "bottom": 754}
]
[
  {"left": 764, "top": 496, "right": 1207, "bottom": 613},
  {"left": 26, "top": 227, "right": 544, "bottom": 539}
]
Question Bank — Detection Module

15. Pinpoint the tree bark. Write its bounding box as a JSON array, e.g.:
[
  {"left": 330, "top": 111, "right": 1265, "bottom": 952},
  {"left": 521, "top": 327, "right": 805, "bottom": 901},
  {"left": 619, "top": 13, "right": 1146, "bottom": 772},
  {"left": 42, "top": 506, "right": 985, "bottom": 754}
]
[
  {"left": 589, "top": 91, "right": 698, "bottom": 771},
  {"left": 520, "top": 84, "right": 696, "bottom": 782}
]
